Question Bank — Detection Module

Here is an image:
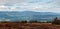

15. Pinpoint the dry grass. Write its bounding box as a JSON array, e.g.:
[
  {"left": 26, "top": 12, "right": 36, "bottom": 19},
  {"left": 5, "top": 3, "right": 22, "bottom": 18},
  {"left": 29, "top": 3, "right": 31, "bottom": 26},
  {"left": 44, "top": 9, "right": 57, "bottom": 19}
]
[{"left": 0, "top": 22, "right": 60, "bottom": 29}]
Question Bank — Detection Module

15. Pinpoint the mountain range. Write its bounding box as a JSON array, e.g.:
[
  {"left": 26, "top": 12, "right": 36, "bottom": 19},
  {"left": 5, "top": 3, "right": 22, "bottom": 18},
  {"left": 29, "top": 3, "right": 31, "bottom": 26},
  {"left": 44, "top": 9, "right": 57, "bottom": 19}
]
[{"left": 0, "top": 11, "right": 60, "bottom": 22}]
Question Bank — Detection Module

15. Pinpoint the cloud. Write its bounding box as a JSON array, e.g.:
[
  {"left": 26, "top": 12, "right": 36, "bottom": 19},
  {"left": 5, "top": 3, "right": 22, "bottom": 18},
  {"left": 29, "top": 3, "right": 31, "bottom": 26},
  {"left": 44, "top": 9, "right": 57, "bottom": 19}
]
[
  {"left": 0, "top": 5, "right": 5, "bottom": 8},
  {"left": 0, "top": 0, "right": 59, "bottom": 12}
]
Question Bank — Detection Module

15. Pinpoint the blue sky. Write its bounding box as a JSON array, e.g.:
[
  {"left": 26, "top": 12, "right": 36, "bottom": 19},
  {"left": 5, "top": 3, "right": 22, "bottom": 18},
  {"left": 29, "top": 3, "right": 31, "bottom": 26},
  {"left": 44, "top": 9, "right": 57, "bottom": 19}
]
[{"left": 0, "top": 0, "right": 60, "bottom": 12}]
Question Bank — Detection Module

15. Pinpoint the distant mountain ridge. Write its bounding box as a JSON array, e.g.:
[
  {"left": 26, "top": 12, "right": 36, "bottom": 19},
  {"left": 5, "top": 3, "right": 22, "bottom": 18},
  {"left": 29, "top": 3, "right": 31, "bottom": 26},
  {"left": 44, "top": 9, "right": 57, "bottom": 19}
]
[{"left": 0, "top": 11, "right": 60, "bottom": 22}]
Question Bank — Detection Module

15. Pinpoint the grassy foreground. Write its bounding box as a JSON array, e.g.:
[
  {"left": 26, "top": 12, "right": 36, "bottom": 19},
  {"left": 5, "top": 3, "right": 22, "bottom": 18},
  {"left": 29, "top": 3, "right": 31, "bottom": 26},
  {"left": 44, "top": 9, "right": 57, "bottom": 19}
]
[{"left": 0, "top": 22, "right": 60, "bottom": 29}]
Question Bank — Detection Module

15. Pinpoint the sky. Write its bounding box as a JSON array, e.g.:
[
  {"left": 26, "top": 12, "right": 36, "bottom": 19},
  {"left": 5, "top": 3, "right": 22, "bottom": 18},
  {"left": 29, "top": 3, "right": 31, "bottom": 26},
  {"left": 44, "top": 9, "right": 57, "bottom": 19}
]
[{"left": 0, "top": 0, "right": 60, "bottom": 12}]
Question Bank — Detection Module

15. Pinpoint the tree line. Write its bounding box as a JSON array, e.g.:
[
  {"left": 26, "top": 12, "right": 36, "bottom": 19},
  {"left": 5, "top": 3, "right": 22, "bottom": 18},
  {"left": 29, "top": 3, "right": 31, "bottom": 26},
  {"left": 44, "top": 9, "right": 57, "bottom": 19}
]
[
  {"left": 19, "top": 17, "right": 60, "bottom": 25},
  {"left": 1, "top": 17, "right": 60, "bottom": 25}
]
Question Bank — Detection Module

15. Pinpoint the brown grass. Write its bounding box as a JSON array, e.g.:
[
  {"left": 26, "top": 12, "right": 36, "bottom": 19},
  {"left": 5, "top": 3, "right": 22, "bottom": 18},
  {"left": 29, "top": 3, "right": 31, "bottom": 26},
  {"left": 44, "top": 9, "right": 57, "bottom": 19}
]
[{"left": 0, "top": 22, "right": 60, "bottom": 29}]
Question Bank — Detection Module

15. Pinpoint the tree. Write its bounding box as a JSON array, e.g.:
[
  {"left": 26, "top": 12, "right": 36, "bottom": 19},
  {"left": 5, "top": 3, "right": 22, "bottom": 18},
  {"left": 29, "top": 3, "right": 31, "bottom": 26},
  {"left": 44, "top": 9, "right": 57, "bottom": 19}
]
[
  {"left": 20, "top": 20, "right": 27, "bottom": 23},
  {"left": 54, "top": 17, "right": 58, "bottom": 21},
  {"left": 52, "top": 17, "right": 60, "bottom": 25},
  {"left": 29, "top": 20, "right": 38, "bottom": 23}
]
